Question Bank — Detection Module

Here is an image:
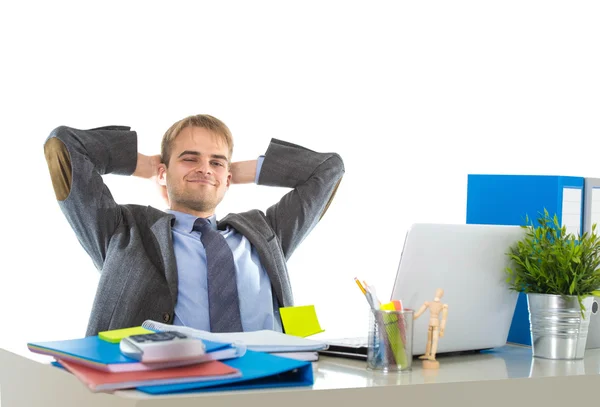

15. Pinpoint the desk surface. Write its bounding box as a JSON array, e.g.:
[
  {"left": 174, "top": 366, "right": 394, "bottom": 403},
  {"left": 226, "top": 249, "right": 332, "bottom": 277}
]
[{"left": 2, "top": 344, "right": 600, "bottom": 407}]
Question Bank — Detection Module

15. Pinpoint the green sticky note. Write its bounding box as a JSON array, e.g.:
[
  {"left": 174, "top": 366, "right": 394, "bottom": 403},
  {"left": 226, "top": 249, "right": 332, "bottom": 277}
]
[
  {"left": 280, "top": 305, "right": 325, "bottom": 337},
  {"left": 98, "top": 326, "right": 153, "bottom": 343}
]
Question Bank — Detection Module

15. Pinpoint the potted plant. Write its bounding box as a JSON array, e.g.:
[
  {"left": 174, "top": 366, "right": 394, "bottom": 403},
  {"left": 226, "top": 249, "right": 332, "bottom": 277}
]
[{"left": 505, "top": 208, "right": 600, "bottom": 360}]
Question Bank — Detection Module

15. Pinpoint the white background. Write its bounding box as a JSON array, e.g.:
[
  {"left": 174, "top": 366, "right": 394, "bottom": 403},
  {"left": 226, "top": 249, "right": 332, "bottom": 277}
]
[{"left": 1, "top": 0, "right": 599, "bottom": 356}]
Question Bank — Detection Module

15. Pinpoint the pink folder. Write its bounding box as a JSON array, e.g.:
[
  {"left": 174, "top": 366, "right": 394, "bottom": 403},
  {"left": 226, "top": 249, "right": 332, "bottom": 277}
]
[{"left": 58, "top": 358, "right": 241, "bottom": 392}]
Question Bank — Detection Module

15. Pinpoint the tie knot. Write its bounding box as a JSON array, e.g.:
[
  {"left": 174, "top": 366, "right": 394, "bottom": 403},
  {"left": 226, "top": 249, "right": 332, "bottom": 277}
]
[{"left": 193, "top": 218, "right": 211, "bottom": 232}]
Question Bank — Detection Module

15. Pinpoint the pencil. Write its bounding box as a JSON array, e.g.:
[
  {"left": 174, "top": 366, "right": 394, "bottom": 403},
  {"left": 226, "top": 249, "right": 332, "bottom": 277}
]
[{"left": 354, "top": 277, "right": 366, "bottom": 295}]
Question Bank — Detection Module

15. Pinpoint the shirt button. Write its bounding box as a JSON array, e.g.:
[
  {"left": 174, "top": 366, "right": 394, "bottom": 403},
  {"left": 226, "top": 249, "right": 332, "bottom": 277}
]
[{"left": 162, "top": 312, "right": 171, "bottom": 322}]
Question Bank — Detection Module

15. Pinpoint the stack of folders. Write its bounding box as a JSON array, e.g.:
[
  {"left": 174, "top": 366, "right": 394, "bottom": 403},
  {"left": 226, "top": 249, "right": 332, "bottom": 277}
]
[
  {"left": 141, "top": 320, "right": 324, "bottom": 361},
  {"left": 27, "top": 320, "right": 329, "bottom": 394}
]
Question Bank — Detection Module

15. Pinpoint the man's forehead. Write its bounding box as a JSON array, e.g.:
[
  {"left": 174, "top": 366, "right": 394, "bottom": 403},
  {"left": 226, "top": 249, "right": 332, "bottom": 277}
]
[{"left": 174, "top": 127, "right": 228, "bottom": 153}]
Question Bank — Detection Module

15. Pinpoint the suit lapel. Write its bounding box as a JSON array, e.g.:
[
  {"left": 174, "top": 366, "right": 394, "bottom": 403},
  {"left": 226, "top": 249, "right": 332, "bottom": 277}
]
[{"left": 146, "top": 207, "right": 178, "bottom": 309}]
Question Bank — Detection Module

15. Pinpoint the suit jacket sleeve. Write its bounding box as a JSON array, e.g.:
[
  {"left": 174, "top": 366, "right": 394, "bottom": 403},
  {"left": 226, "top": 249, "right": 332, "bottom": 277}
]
[
  {"left": 257, "top": 138, "right": 345, "bottom": 260},
  {"left": 43, "top": 125, "right": 138, "bottom": 270}
]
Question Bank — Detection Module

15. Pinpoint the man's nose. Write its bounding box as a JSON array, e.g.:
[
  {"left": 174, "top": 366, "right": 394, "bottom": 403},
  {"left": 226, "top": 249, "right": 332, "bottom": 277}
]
[{"left": 195, "top": 160, "right": 212, "bottom": 174}]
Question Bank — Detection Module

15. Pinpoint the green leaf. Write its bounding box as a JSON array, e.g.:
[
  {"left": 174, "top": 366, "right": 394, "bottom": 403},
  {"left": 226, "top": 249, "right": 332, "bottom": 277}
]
[{"left": 504, "top": 210, "right": 600, "bottom": 312}]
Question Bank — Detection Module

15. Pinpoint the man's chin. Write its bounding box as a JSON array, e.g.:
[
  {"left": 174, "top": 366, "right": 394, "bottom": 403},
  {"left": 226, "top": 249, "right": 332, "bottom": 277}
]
[{"left": 169, "top": 195, "right": 213, "bottom": 211}]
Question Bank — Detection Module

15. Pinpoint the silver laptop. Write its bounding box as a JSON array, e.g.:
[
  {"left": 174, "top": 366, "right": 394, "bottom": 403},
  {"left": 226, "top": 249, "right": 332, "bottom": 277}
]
[{"left": 323, "top": 223, "right": 525, "bottom": 358}]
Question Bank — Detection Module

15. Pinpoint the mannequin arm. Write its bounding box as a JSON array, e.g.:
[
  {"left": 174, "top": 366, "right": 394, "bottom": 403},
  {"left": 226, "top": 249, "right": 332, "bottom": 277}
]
[
  {"left": 440, "top": 304, "right": 449, "bottom": 336},
  {"left": 413, "top": 302, "right": 429, "bottom": 320}
]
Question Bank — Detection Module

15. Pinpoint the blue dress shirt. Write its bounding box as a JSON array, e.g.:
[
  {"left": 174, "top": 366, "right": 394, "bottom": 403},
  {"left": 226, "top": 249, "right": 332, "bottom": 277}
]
[{"left": 170, "top": 157, "right": 282, "bottom": 332}]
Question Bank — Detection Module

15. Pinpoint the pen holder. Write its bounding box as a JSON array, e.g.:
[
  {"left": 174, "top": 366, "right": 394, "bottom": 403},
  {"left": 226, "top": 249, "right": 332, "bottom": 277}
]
[{"left": 367, "top": 309, "right": 413, "bottom": 373}]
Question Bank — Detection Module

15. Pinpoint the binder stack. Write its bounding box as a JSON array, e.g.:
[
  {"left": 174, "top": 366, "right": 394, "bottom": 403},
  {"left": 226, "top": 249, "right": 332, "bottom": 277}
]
[
  {"left": 465, "top": 174, "right": 585, "bottom": 346},
  {"left": 27, "top": 320, "right": 327, "bottom": 394}
]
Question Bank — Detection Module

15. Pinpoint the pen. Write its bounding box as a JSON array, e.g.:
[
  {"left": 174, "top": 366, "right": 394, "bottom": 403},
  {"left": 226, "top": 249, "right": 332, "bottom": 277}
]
[
  {"left": 355, "top": 277, "right": 377, "bottom": 312},
  {"left": 365, "top": 285, "right": 381, "bottom": 309},
  {"left": 365, "top": 290, "right": 379, "bottom": 313}
]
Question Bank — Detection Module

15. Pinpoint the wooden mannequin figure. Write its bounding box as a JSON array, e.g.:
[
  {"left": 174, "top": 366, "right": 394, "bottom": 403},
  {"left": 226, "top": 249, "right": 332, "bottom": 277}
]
[{"left": 414, "top": 288, "right": 448, "bottom": 369}]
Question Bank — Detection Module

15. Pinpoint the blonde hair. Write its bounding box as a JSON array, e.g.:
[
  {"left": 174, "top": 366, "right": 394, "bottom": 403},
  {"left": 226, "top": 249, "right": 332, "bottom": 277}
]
[{"left": 160, "top": 114, "right": 233, "bottom": 167}]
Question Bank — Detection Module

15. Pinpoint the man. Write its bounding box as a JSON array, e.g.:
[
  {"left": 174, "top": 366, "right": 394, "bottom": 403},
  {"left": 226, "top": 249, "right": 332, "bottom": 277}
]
[{"left": 43, "top": 114, "right": 344, "bottom": 336}]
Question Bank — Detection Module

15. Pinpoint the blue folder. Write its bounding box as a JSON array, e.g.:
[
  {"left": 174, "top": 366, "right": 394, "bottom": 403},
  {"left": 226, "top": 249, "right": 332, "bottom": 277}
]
[
  {"left": 136, "top": 349, "right": 314, "bottom": 394},
  {"left": 28, "top": 336, "right": 231, "bottom": 367}
]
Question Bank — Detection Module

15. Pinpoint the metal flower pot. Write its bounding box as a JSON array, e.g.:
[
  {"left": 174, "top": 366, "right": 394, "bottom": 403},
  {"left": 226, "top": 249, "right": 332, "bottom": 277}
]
[{"left": 527, "top": 293, "right": 594, "bottom": 360}]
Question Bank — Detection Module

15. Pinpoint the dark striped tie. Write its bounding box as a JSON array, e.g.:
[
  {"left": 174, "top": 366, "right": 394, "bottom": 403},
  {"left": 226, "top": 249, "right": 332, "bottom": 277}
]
[{"left": 193, "top": 218, "right": 243, "bottom": 332}]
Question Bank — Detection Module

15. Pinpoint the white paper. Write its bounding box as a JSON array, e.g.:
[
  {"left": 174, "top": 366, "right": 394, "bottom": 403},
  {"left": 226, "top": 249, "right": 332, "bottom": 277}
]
[
  {"left": 591, "top": 187, "right": 600, "bottom": 234},
  {"left": 142, "top": 320, "right": 328, "bottom": 352},
  {"left": 562, "top": 187, "right": 582, "bottom": 237}
]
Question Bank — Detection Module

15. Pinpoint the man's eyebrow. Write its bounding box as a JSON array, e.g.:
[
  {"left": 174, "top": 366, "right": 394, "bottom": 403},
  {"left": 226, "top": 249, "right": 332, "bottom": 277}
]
[
  {"left": 210, "top": 154, "right": 228, "bottom": 161},
  {"left": 177, "top": 151, "right": 228, "bottom": 161},
  {"left": 178, "top": 150, "right": 200, "bottom": 158}
]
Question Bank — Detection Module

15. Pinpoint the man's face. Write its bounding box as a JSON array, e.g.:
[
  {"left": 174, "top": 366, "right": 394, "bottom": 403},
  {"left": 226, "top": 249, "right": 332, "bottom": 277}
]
[{"left": 158, "top": 126, "right": 231, "bottom": 216}]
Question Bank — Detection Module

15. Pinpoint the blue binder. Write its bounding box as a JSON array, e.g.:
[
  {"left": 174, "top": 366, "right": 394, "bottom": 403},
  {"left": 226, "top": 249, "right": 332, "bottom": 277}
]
[
  {"left": 466, "top": 174, "right": 585, "bottom": 345},
  {"left": 136, "top": 349, "right": 314, "bottom": 394}
]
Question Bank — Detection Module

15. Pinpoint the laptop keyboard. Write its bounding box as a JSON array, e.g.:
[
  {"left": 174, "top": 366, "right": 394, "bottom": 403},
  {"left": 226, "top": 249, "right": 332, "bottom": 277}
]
[{"left": 325, "top": 337, "right": 368, "bottom": 348}]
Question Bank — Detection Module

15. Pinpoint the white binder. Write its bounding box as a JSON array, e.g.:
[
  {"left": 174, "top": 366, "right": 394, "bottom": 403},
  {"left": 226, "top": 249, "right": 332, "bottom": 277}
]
[{"left": 583, "top": 177, "right": 600, "bottom": 350}]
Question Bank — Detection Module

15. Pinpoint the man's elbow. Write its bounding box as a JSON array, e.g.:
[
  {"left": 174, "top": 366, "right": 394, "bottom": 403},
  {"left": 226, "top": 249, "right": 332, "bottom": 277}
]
[
  {"left": 327, "top": 153, "right": 345, "bottom": 179},
  {"left": 43, "top": 129, "right": 73, "bottom": 201},
  {"left": 317, "top": 153, "right": 345, "bottom": 221}
]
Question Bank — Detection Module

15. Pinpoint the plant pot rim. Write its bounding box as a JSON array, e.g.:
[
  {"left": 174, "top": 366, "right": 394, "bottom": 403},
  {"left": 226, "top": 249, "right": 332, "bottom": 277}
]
[{"left": 526, "top": 292, "right": 594, "bottom": 298}]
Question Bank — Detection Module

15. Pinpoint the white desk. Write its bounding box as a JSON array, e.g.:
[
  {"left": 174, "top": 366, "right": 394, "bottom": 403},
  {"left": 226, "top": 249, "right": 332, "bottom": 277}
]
[{"left": 2, "top": 344, "right": 600, "bottom": 407}]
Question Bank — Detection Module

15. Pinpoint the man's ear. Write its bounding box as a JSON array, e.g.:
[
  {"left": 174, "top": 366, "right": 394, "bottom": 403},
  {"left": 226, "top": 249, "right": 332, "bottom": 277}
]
[
  {"left": 157, "top": 163, "right": 167, "bottom": 186},
  {"left": 226, "top": 170, "right": 232, "bottom": 188}
]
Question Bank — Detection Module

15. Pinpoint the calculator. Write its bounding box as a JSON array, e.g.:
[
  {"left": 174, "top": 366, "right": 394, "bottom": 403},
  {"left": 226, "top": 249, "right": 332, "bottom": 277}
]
[{"left": 119, "top": 331, "right": 206, "bottom": 363}]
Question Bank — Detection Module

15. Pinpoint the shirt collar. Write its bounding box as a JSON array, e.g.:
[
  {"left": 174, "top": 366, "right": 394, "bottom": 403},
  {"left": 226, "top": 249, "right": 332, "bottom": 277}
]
[{"left": 167, "top": 209, "right": 218, "bottom": 233}]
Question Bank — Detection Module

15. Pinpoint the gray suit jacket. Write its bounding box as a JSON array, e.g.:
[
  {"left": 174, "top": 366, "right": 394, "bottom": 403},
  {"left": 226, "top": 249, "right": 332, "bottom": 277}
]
[{"left": 43, "top": 125, "right": 344, "bottom": 336}]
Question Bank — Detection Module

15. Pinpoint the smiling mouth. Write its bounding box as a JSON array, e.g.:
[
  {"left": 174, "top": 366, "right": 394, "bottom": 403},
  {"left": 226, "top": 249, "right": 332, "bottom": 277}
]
[{"left": 187, "top": 179, "right": 215, "bottom": 186}]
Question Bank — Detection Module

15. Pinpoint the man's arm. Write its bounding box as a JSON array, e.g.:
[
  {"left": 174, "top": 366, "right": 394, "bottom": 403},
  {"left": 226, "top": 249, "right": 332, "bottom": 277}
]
[
  {"left": 133, "top": 153, "right": 169, "bottom": 205},
  {"left": 257, "top": 138, "right": 345, "bottom": 260},
  {"left": 230, "top": 160, "right": 258, "bottom": 185},
  {"left": 132, "top": 153, "right": 161, "bottom": 179},
  {"left": 43, "top": 125, "right": 138, "bottom": 270}
]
